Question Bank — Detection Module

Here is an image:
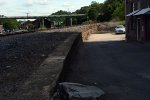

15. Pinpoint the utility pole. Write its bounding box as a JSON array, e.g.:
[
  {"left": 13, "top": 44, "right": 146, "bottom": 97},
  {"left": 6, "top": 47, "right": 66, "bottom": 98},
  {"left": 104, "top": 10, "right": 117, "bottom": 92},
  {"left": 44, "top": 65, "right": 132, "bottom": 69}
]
[
  {"left": 26, "top": 13, "right": 29, "bottom": 30},
  {"left": 26, "top": 13, "right": 29, "bottom": 20}
]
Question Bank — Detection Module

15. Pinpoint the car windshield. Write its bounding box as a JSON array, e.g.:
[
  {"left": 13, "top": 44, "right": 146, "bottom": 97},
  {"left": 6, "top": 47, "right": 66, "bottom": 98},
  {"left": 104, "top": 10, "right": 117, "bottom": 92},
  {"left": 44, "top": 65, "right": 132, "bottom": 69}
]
[{"left": 116, "top": 26, "right": 124, "bottom": 28}]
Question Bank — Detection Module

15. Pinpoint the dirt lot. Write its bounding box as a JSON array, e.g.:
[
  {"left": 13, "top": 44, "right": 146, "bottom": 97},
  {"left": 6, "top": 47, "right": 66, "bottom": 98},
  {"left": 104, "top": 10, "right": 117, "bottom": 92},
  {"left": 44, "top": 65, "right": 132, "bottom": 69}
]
[
  {"left": 87, "top": 32, "right": 125, "bottom": 42},
  {"left": 0, "top": 32, "right": 71, "bottom": 98}
]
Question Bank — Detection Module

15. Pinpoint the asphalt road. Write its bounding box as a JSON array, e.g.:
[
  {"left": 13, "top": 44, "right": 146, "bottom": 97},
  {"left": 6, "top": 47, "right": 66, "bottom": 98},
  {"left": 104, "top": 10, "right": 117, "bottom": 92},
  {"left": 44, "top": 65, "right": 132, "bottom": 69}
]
[{"left": 65, "top": 33, "right": 150, "bottom": 100}]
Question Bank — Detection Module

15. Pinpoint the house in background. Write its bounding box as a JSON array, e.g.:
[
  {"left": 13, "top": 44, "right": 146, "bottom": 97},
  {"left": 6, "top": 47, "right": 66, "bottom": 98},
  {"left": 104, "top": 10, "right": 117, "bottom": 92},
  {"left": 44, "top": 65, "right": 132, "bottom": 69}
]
[
  {"left": 126, "top": 0, "right": 150, "bottom": 41},
  {"left": 21, "top": 19, "right": 53, "bottom": 30}
]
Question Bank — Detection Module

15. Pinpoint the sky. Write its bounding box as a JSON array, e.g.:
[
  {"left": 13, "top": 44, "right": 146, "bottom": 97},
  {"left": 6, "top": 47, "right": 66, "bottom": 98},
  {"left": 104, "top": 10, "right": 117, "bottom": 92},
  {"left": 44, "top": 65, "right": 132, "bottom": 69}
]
[{"left": 0, "top": 0, "right": 105, "bottom": 16}]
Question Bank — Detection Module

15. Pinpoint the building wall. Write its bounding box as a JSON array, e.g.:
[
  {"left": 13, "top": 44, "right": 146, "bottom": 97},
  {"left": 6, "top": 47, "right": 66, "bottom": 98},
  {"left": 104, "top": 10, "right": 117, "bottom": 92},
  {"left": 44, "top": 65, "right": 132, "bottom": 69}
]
[
  {"left": 126, "top": 0, "right": 150, "bottom": 12},
  {"left": 126, "top": 0, "right": 150, "bottom": 41}
]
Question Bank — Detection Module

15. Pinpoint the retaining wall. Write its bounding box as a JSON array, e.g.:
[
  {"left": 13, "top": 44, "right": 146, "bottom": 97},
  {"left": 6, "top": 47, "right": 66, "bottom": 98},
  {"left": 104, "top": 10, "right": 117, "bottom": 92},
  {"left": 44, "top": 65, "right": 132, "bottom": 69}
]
[
  {"left": 4, "top": 24, "right": 99, "bottom": 100},
  {"left": 43, "top": 24, "right": 99, "bottom": 40},
  {"left": 8, "top": 32, "right": 82, "bottom": 100}
]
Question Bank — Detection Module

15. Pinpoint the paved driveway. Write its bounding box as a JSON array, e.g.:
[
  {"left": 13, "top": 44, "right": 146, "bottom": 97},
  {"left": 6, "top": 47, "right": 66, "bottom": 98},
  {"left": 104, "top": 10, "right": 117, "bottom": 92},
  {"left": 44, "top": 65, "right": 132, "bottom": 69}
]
[{"left": 65, "top": 33, "right": 150, "bottom": 100}]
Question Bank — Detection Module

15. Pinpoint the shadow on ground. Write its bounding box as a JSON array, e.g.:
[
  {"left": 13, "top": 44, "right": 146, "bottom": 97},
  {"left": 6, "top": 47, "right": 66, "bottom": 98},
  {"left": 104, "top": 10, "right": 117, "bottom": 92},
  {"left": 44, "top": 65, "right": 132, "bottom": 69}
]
[{"left": 64, "top": 39, "right": 150, "bottom": 100}]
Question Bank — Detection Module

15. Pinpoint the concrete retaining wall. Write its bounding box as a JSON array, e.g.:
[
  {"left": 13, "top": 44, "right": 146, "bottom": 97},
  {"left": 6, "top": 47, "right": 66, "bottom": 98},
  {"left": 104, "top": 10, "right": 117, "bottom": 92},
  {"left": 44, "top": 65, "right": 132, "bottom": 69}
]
[
  {"left": 8, "top": 32, "right": 82, "bottom": 100},
  {"left": 0, "top": 24, "right": 99, "bottom": 40},
  {"left": 43, "top": 24, "right": 99, "bottom": 40},
  {"left": 3, "top": 24, "right": 98, "bottom": 100}
]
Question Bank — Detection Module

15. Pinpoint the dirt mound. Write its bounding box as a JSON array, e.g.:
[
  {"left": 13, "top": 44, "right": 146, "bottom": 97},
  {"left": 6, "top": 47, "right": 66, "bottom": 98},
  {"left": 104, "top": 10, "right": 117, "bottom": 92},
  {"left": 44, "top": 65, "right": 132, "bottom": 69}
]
[{"left": 97, "top": 22, "right": 118, "bottom": 32}]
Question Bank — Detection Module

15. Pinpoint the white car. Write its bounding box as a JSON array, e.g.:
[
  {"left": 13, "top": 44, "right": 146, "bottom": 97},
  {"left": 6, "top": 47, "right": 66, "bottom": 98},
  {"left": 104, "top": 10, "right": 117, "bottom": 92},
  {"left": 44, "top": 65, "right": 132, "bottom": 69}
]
[{"left": 115, "top": 25, "right": 125, "bottom": 34}]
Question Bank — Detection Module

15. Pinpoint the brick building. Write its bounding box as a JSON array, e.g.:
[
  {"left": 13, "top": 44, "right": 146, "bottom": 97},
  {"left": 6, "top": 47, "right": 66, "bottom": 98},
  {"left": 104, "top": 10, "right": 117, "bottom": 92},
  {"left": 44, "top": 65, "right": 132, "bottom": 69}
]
[{"left": 126, "top": 0, "right": 150, "bottom": 41}]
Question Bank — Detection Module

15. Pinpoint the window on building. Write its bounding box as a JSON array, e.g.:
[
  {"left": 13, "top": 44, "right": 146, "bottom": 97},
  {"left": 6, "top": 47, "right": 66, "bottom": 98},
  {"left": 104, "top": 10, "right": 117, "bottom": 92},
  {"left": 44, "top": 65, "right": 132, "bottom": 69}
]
[
  {"left": 130, "top": 2, "right": 135, "bottom": 12},
  {"left": 137, "top": 1, "right": 141, "bottom": 10},
  {"left": 132, "top": 3, "right": 135, "bottom": 11}
]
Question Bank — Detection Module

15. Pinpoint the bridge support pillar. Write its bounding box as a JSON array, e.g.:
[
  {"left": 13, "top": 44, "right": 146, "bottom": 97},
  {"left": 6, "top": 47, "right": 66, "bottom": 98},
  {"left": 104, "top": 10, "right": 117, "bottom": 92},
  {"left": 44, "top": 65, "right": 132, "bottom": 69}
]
[
  {"left": 70, "top": 18, "right": 72, "bottom": 26},
  {"left": 65, "top": 18, "right": 73, "bottom": 26},
  {"left": 42, "top": 18, "right": 45, "bottom": 28},
  {"left": 40, "top": 18, "right": 45, "bottom": 29}
]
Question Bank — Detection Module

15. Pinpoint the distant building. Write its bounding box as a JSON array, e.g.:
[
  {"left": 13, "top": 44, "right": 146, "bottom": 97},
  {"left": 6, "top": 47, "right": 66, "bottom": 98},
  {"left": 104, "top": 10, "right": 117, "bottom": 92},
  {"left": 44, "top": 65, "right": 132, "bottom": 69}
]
[
  {"left": 21, "top": 19, "right": 53, "bottom": 29},
  {"left": 126, "top": 0, "right": 150, "bottom": 41},
  {"left": 32, "top": 19, "right": 53, "bottom": 29},
  {"left": 21, "top": 20, "right": 33, "bottom": 30}
]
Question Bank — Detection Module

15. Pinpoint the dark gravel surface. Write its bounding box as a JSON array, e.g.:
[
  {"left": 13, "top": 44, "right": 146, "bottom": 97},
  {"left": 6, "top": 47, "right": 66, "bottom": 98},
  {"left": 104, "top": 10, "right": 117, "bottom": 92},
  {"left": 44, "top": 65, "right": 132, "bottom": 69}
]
[{"left": 0, "top": 32, "right": 71, "bottom": 97}]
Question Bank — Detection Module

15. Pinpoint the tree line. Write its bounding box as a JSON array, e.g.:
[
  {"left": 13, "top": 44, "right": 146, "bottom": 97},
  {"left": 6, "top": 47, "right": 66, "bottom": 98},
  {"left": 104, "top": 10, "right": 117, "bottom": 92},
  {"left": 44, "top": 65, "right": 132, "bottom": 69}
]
[
  {"left": 0, "top": 19, "right": 20, "bottom": 31},
  {"left": 77, "top": 0, "right": 125, "bottom": 21},
  {"left": 0, "top": 0, "right": 125, "bottom": 31},
  {"left": 52, "top": 0, "right": 125, "bottom": 23}
]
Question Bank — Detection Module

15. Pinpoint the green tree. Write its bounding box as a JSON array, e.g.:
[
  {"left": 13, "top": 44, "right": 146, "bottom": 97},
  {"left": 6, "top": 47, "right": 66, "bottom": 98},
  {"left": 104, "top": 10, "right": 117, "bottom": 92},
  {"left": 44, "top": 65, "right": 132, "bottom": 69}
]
[
  {"left": 88, "top": 8, "right": 99, "bottom": 21},
  {"left": 74, "top": 1, "right": 104, "bottom": 22},
  {"left": 112, "top": 0, "right": 125, "bottom": 20},
  {"left": 51, "top": 10, "right": 71, "bottom": 15},
  {"left": 3, "top": 19, "right": 19, "bottom": 30},
  {"left": 50, "top": 10, "right": 72, "bottom": 26},
  {"left": 49, "top": 0, "right": 125, "bottom": 23},
  {"left": 75, "top": 6, "right": 90, "bottom": 14},
  {"left": 101, "top": 0, "right": 125, "bottom": 21},
  {"left": 90, "top": 1, "right": 103, "bottom": 12}
]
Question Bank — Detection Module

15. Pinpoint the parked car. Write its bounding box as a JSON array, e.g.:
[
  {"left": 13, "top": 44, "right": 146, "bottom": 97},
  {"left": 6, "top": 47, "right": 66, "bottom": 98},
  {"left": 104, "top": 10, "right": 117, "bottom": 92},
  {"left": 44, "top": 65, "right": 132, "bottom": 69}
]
[{"left": 115, "top": 25, "right": 125, "bottom": 34}]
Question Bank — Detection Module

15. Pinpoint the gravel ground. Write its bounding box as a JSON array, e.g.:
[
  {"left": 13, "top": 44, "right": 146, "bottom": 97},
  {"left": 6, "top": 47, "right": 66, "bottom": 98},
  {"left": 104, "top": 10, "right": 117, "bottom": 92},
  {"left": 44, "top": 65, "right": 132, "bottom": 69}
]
[{"left": 0, "top": 32, "right": 71, "bottom": 98}]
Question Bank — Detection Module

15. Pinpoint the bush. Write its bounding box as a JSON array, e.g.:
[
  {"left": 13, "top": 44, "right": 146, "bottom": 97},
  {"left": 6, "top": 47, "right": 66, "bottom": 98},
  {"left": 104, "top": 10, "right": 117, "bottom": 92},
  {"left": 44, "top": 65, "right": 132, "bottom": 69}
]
[
  {"left": 88, "top": 8, "right": 99, "bottom": 21},
  {"left": 117, "top": 21, "right": 125, "bottom": 26},
  {"left": 82, "top": 20, "right": 96, "bottom": 25}
]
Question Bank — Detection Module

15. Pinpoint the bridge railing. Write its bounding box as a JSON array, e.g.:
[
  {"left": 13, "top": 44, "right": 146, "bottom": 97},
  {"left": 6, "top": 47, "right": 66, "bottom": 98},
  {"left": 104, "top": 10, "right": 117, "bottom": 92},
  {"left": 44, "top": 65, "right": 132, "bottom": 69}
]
[{"left": 0, "top": 14, "right": 87, "bottom": 19}]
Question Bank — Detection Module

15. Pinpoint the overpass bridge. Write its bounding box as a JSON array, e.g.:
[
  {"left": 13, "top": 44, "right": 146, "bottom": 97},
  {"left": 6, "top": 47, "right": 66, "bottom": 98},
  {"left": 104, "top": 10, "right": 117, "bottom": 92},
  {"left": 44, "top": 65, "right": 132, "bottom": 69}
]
[
  {"left": 0, "top": 14, "right": 88, "bottom": 28},
  {"left": 0, "top": 14, "right": 87, "bottom": 19}
]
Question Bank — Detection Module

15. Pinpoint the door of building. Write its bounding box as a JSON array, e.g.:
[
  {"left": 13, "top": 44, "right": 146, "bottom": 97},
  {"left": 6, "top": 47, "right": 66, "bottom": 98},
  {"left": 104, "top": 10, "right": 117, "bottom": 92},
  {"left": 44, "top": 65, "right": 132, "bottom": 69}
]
[
  {"left": 146, "top": 16, "right": 150, "bottom": 41},
  {"left": 137, "top": 18, "right": 141, "bottom": 41}
]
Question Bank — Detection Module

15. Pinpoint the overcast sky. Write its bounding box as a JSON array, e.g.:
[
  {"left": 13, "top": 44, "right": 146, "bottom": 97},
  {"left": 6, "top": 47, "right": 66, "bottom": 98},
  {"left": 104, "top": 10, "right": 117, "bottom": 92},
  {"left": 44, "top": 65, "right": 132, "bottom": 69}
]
[{"left": 0, "top": 0, "right": 105, "bottom": 16}]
